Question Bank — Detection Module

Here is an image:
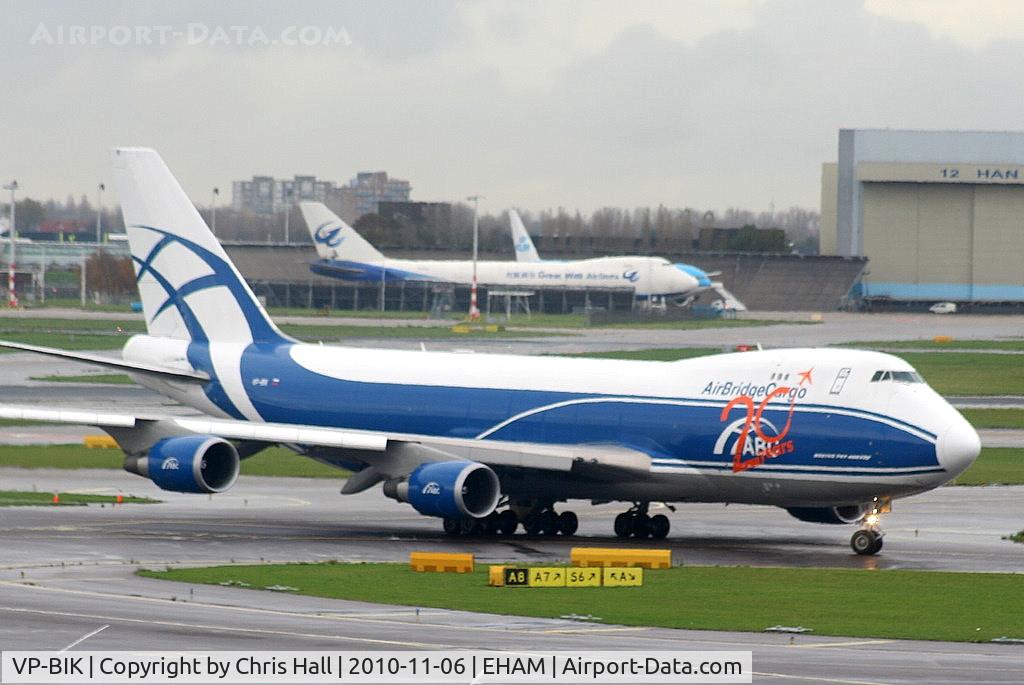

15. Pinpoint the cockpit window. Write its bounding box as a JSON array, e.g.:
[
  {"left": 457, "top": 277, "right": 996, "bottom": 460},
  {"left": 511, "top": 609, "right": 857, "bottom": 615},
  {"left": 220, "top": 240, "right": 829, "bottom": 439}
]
[
  {"left": 871, "top": 370, "right": 923, "bottom": 383},
  {"left": 891, "top": 371, "right": 924, "bottom": 383}
]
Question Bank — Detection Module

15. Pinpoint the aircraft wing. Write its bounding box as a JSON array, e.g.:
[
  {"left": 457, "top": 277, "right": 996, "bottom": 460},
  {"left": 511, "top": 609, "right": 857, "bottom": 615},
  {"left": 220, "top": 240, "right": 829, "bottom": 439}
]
[{"left": 0, "top": 405, "right": 651, "bottom": 480}]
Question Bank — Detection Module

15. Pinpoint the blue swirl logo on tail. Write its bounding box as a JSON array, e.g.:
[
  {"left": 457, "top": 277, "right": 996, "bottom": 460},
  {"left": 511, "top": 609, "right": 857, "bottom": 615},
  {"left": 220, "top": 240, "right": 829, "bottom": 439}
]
[{"left": 314, "top": 222, "right": 345, "bottom": 248}]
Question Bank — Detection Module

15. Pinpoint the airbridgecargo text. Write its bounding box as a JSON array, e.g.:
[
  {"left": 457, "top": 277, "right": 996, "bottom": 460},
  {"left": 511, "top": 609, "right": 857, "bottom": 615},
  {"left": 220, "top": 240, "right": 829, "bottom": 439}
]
[
  {"left": 702, "top": 380, "right": 808, "bottom": 401},
  {"left": 1, "top": 651, "right": 751, "bottom": 683}
]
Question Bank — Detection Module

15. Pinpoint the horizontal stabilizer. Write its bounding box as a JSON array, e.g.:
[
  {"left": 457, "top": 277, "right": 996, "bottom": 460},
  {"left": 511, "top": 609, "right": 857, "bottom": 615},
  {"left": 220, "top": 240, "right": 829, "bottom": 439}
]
[{"left": 0, "top": 339, "right": 209, "bottom": 382}]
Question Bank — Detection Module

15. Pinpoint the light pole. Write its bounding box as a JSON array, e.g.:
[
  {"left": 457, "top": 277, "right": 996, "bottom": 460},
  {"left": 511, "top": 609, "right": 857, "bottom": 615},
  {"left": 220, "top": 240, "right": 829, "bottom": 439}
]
[
  {"left": 466, "top": 195, "right": 483, "bottom": 320},
  {"left": 3, "top": 180, "right": 18, "bottom": 308},
  {"left": 211, "top": 187, "right": 219, "bottom": 235},
  {"left": 95, "top": 183, "right": 105, "bottom": 243},
  {"left": 283, "top": 188, "right": 293, "bottom": 243}
]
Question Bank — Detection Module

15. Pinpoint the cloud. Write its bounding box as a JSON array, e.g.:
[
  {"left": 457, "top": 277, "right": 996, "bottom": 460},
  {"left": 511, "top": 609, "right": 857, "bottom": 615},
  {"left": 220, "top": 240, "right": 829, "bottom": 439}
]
[{"left": 2, "top": 0, "right": 1024, "bottom": 216}]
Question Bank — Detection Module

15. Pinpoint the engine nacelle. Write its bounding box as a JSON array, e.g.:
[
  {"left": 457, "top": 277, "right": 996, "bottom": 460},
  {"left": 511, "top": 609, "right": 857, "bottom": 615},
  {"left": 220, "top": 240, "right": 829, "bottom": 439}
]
[
  {"left": 785, "top": 504, "right": 871, "bottom": 525},
  {"left": 383, "top": 460, "right": 500, "bottom": 519},
  {"left": 124, "top": 435, "right": 239, "bottom": 494}
]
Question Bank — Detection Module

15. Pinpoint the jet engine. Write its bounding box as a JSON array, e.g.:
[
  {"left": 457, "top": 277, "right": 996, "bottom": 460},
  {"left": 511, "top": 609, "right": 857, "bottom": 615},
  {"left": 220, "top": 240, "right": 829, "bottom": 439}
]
[
  {"left": 785, "top": 504, "right": 871, "bottom": 525},
  {"left": 123, "top": 435, "right": 240, "bottom": 494},
  {"left": 383, "top": 460, "right": 500, "bottom": 519}
]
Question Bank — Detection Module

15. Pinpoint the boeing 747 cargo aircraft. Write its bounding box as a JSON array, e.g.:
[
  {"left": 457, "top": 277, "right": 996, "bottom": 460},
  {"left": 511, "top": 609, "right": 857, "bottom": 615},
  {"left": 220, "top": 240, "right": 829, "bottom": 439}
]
[{"left": 0, "top": 149, "right": 980, "bottom": 555}]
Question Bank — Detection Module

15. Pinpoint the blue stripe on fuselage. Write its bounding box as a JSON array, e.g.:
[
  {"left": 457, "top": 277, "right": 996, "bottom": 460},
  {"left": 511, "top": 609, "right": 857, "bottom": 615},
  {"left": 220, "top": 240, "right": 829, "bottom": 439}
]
[
  {"left": 310, "top": 259, "right": 441, "bottom": 283},
  {"left": 229, "top": 343, "right": 939, "bottom": 473}
]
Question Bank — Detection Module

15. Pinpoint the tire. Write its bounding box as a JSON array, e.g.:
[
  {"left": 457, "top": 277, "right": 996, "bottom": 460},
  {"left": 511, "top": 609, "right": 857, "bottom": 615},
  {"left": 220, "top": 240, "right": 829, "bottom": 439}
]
[
  {"left": 558, "top": 511, "right": 579, "bottom": 536},
  {"left": 870, "top": 535, "right": 884, "bottom": 555},
  {"left": 614, "top": 513, "right": 633, "bottom": 538},
  {"left": 497, "top": 509, "right": 518, "bottom": 536},
  {"left": 649, "top": 514, "right": 670, "bottom": 540},
  {"left": 851, "top": 529, "right": 879, "bottom": 555},
  {"left": 631, "top": 513, "right": 651, "bottom": 538},
  {"left": 460, "top": 517, "right": 482, "bottom": 536},
  {"left": 482, "top": 512, "right": 500, "bottom": 536},
  {"left": 523, "top": 516, "right": 543, "bottom": 536},
  {"left": 442, "top": 517, "right": 461, "bottom": 536},
  {"left": 538, "top": 510, "right": 559, "bottom": 536}
]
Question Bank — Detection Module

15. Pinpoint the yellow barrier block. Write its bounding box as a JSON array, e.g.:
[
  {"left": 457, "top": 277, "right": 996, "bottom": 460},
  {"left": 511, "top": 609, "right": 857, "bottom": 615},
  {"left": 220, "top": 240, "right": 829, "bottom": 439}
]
[
  {"left": 451, "top": 325, "right": 471, "bottom": 334},
  {"left": 603, "top": 567, "right": 644, "bottom": 587},
  {"left": 410, "top": 552, "right": 474, "bottom": 573},
  {"left": 488, "top": 565, "right": 507, "bottom": 586},
  {"left": 84, "top": 435, "right": 118, "bottom": 449},
  {"left": 571, "top": 547, "right": 671, "bottom": 569},
  {"left": 933, "top": 335, "right": 954, "bottom": 344},
  {"left": 529, "top": 567, "right": 567, "bottom": 587},
  {"left": 566, "top": 567, "right": 602, "bottom": 587}
]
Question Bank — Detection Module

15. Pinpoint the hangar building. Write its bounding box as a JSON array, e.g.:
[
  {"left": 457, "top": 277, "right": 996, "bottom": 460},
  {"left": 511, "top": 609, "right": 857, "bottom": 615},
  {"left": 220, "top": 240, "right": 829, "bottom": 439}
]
[{"left": 820, "top": 129, "right": 1024, "bottom": 303}]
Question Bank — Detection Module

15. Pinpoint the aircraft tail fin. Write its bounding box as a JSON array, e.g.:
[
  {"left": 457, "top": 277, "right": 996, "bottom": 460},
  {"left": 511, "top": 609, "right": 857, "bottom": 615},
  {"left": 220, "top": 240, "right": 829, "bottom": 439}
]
[
  {"left": 111, "top": 147, "right": 288, "bottom": 346},
  {"left": 509, "top": 209, "right": 541, "bottom": 262},
  {"left": 300, "top": 202, "right": 384, "bottom": 262}
]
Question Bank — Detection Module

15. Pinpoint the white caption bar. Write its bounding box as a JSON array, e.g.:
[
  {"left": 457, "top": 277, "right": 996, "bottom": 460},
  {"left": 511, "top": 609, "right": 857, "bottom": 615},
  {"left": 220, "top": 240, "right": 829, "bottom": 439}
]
[{"left": 1, "top": 651, "right": 751, "bottom": 684}]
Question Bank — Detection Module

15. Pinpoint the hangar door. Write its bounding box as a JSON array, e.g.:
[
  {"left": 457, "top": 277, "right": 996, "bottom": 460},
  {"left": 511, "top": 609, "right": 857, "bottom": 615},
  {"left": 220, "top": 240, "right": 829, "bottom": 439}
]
[{"left": 862, "top": 182, "right": 1024, "bottom": 300}]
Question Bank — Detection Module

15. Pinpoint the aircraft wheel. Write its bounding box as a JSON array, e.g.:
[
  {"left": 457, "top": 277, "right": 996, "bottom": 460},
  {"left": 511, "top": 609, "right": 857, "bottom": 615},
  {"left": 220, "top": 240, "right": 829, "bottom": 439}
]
[
  {"left": 460, "top": 517, "right": 482, "bottom": 536},
  {"left": 631, "top": 513, "right": 651, "bottom": 538},
  {"left": 496, "top": 510, "right": 518, "bottom": 536},
  {"left": 851, "top": 529, "right": 881, "bottom": 555},
  {"left": 482, "top": 512, "right": 501, "bottom": 536},
  {"left": 649, "top": 514, "right": 670, "bottom": 540},
  {"left": 538, "top": 510, "right": 560, "bottom": 536},
  {"left": 442, "top": 517, "right": 462, "bottom": 536},
  {"left": 558, "top": 511, "right": 579, "bottom": 536},
  {"left": 614, "top": 513, "right": 632, "bottom": 538},
  {"left": 523, "top": 516, "right": 543, "bottom": 536},
  {"left": 870, "top": 534, "right": 884, "bottom": 554}
]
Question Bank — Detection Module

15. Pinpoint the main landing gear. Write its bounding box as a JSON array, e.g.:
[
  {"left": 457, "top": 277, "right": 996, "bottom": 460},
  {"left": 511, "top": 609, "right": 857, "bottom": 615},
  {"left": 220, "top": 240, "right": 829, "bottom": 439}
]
[
  {"left": 850, "top": 501, "right": 886, "bottom": 555},
  {"left": 442, "top": 501, "right": 579, "bottom": 537},
  {"left": 614, "top": 503, "right": 670, "bottom": 540}
]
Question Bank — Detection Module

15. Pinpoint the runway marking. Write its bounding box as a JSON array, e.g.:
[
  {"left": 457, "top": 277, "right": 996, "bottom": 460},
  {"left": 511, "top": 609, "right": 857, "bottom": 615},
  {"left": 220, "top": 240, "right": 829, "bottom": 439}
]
[
  {"left": 0, "top": 606, "right": 445, "bottom": 649},
  {"left": 0, "top": 580, "right": 650, "bottom": 641},
  {"left": 790, "top": 639, "right": 895, "bottom": 649},
  {"left": 753, "top": 672, "right": 888, "bottom": 685},
  {"left": 540, "top": 626, "right": 648, "bottom": 634},
  {"left": 59, "top": 624, "right": 108, "bottom": 652}
]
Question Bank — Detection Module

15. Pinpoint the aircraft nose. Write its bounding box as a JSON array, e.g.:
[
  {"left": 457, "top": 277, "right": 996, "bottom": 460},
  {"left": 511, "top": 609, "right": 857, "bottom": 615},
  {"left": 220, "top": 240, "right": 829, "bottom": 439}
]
[
  {"left": 936, "top": 417, "right": 981, "bottom": 479},
  {"left": 674, "top": 264, "right": 711, "bottom": 288}
]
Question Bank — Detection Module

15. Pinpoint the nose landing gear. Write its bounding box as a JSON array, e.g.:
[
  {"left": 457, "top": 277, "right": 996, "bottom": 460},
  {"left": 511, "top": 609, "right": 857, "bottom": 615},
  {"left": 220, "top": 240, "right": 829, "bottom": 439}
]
[{"left": 850, "top": 501, "right": 886, "bottom": 555}]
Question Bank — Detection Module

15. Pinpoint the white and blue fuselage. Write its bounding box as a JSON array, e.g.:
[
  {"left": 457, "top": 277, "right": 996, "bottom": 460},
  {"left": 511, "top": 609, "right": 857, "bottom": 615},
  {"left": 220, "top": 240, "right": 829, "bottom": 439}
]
[
  {"left": 124, "top": 334, "right": 978, "bottom": 508},
  {"left": 301, "top": 202, "right": 711, "bottom": 301}
]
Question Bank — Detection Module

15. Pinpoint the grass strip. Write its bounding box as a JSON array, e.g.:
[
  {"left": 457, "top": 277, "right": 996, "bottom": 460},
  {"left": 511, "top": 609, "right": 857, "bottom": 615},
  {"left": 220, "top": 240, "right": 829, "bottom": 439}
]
[
  {"left": 31, "top": 374, "right": 134, "bottom": 384},
  {"left": 0, "top": 444, "right": 349, "bottom": 478},
  {"left": 278, "top": 324, "right": 558, "bottom": 340},
  {"left": 845, "top": 339, "right": 1024, "bottom": 352},
  {"left": 565, "top": 348, "right": 721, "bottom": 361},
  {"left": 953, "top": 448, "right": 1024, "bottom": 485},
  {"left": 137, "top": 562, "right": 1024, "bottom": 643},
  {"left": 0, "top": 490, "right": 156, "bottom": 506},
  {"left": 959, "top": 408, "right": 1024, "bottom": 429},
  {"left": 0, "top": 332, "right": 135, "bottom": 352}
]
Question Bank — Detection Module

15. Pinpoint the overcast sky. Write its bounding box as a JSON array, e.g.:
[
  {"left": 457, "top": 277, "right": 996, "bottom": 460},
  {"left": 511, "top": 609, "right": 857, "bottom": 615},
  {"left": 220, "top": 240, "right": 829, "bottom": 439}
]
[{"left": 3, "top": 0, "right": 1024, "bottom": 215}]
